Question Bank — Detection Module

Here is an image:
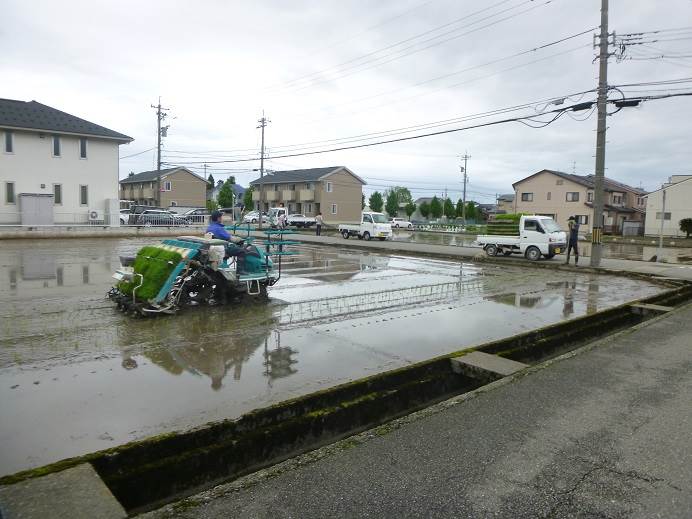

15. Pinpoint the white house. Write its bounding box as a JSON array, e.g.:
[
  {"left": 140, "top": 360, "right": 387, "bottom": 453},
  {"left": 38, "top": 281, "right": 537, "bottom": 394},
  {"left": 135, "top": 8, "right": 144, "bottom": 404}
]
[
  {"left": 0, "top": 99, "right": 132, "bottom": 225},
  {"left": 644, "top": 175, "right": 692, "bottom": 237}
]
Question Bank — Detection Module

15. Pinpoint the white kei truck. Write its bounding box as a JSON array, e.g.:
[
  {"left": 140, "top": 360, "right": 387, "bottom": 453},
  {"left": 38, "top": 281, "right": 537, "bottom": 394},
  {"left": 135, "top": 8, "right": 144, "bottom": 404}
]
[
  {"left": 339, "top": 212, "right": 393, "bottom": 241},
  {"left": 476, "top": 215, "right": 567, "bottom": 261}
]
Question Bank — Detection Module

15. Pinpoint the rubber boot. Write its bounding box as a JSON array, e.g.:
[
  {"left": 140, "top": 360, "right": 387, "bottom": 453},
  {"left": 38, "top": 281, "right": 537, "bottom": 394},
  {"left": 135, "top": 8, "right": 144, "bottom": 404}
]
[{"left": 575, "top": 255, "right": 579, "bottom": 266}]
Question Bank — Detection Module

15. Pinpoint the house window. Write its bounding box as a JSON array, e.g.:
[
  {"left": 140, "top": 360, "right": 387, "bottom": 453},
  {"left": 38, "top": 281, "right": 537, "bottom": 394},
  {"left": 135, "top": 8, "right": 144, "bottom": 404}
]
[
  {"left": 576, "top": 215, "right": 589, "bottom": 225},
  {"left": 79, "top": 137, "right": 87, "bottom": 159},
  {"left": 587, "top": 192, "right": 593, "bottom": 202},
  {"left": 521, "top": 192, "right": 533, "bottom": 202},
  {"left": 306, "top": 182, "right": 313, "bottom": 190},
  {"left": 327, "top": 182, "right": 333, "bottom": 193},
  {"left": 566, "top": 192, "right": 579, "bottom": 202},
  {"left": 52, "top": 135, "right": 61, "bottom": 157},
  {"left": 290, "top": 184, "right": 296, "bottom": 191},
  {"left": 5, "top": 182, "right": 15, "bottom": 204},
  {"left": 4, "top": 131, "right": 13, "bottom": 153},
  {"left": 547, "top": 192, "right": 551, "bottom": 200},
  {"left": 164, "top": 181, "right": 172, "bottom": 191},
  {"left": 656, "top": 212, "right": 672, "bottom": 221},
  {"left": 306, "top": 203, "right": 312, "bottom": 213},
  {"left": 79, "top": 185, "right": 88, "bottom": 206},
  {"left": 170, "top": 201, "right": 177, "bottom": 207},
  {"left": 556, "top": 179, "right": 564, "bottom": 185},
  {"left": 53, "top": 184, "right": 62, "bottom": 205},
  {"left": 331, "top": 203, "right": 337, "bottom": 215},
  {"left": 612, "top": 194, "right": 622, "bottom": 204},
  {"left": 274, "top": 184, "right": 279, "bottom": 192}
]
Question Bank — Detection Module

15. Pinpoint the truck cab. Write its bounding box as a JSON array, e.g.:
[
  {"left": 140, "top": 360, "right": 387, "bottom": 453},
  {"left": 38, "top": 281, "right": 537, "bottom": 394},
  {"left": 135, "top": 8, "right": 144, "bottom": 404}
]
[{"left": 267, "top": 207, "right": 287, "bottom": 226}]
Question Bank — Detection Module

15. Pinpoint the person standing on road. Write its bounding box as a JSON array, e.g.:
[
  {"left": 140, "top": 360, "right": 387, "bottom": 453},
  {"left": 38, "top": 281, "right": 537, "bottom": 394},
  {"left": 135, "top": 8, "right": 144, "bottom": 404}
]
[
  {"left": 315, "top": 212, "right": 323, "bottom": 236},
  {"left": 565, "top": 215, "right": 579, "bottom": 265}
]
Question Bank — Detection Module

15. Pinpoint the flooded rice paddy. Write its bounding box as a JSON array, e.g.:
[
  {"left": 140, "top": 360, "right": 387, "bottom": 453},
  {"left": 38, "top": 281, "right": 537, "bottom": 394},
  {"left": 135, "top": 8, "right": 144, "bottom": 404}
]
[{"left": 0, "top": 237, "right": 665, "bottom": 475}]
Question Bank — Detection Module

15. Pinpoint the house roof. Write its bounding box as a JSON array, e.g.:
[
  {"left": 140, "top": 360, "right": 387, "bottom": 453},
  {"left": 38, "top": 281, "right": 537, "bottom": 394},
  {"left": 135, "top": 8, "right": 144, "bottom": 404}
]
[
  {"left": 414, "top": 197, "right": 434, "bottom": 204},
  {"left": 497, "top": 193, "right": 514, "bottom": 202},
  {"left": 249, "top": 166, "right": 366, "bottom": 186},
  {"left": 513, "top": 169, "right": 647, "bottom": 195},
  {"left": 0, "top": 98, "right": 132, "bottom": 142},
  {"left": 645, "top": 175, "right": 692, "bottom": 195},
  {"left": 120, "top": 167, "right": 205, "bottom": 184}
]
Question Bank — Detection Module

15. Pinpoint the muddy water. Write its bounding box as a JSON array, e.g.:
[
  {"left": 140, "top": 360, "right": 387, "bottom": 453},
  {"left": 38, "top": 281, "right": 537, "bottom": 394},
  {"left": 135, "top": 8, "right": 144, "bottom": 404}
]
[
  {"left": 388, "top": 230, "right": 692, "bottom": 263},
  {"left": 0, "top": 238, "right": 664, "bottom": 475}
]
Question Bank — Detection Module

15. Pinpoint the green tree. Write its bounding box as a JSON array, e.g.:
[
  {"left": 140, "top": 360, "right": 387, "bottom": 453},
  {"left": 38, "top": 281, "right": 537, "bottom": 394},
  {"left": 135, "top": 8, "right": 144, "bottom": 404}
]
[
  {"left": 430, "top": 196, "right": 443, "bottom": 219},
  {"left": 243, "top": 186, "right": 254, "bottom": 211},
  {"left": 206, "top": 174, "right": 215, "bottom": 200},
  {"left": 405, "top": 202, "right": 416, "bottom": 218},
  {"left": 362, "top": 193, "right": 365, "bottom": 209},
  {"left": 369, "top": 191, "right": 384, "bottom": 212},
  {"left": 465, "top": 202, "right": 477, "bottom": 220},
  {"left": 385, "top": 190, "right": 400, "bottom": 217},
  {"left": 384, "top": 186, "right": 413, "bottom": 205},
  {"left": 680, "top": 218, "right": 692, "bottom": 238},
  {"left": 206, "top": 199, "right": 218, "bottom": 211},
  {"left": 217, "top": 179, "right": 235, "bottom": 208},
  {"left": 419, "top": 201, "right": 431, "bottom": 219},
  {"left": 455, "top": 199, "right": 464, "bottom": 218},
  {"left": 443, "top": 198, "right": 455, "bottom": 218}
]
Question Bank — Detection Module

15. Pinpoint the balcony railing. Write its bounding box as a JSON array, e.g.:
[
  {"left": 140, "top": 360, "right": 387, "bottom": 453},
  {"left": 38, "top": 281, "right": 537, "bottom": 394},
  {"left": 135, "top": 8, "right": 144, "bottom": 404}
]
[
  {"left": 282, "top": 190, "right": 296, "bottom": 201},
  {"left": 299, "top": 189, "right": 314, "bottom": 201}
]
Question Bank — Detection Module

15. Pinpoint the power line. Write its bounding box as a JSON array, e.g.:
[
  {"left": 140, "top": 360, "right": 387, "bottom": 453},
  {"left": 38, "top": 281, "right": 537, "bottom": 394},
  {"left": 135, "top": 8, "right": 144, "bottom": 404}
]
[
  {"left": 119, "top": 147, "right": 156, "bottom": 160},
  {"left": 267, "top": 0, "right": 556, "bottom": 95},
  {"left": 264, "top": 0, "right": 520, "bottom": 93},
  {"left": 287, "top": 28, "right": 595, "bottom": 122}
]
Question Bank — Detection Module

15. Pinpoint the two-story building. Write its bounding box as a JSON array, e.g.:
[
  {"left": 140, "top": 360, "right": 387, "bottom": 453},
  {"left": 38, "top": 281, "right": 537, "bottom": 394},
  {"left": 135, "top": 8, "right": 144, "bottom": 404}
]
[
  {"left": 644, "top": 175, "right": 692, "bottom": 237},
  {"left": 119, "top": 167, "right": 207, "bottom": 209},
  {"left": 249, "top": 166, "right": 365, "bottom": 224},
  {"left": 1, "top": 98, "right": 132, "bottom": 225},
  {"left": 513, "top": 169, "right": 647, "bottom": 235}
]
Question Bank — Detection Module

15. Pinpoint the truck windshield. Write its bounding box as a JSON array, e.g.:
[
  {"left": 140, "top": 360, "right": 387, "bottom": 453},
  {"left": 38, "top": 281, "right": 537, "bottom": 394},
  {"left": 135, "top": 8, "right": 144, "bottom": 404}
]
[
  {"left": 371, "top": 214, "right": 388, "bottom": 223},
  {"left": 540, "top": 218, "right": 562, "bottom": 233}
]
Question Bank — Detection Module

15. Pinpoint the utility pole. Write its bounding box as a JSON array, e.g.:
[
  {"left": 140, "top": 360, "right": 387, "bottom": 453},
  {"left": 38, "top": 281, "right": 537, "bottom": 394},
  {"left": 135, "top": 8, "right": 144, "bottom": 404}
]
[
  {"left": 657, "top": 189, "right": 666, "bottom": 263},
  {"left": 151, "top": 97, "right": 170, "bottom": 207},
  {"left": 590, "top": 0, "right": 609, "bottom": 267},
  {"left": 257, "top": 113, "right": 270, "bottom": 230},
  {"left": 460, "top": 152, "right": 470, "bottom": 225}
]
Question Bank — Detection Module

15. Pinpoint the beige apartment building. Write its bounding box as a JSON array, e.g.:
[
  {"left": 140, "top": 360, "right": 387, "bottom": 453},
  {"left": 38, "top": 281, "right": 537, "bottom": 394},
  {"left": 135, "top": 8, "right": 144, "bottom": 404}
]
[
  {"left": 119, "top": 167, "right": 207, "bottom": 209},
  {"left": 250, "top": 166, "right": 365, "bottom": 224},
  {"left": 513, "top": 169, "right": 646, "bottom": 235}
]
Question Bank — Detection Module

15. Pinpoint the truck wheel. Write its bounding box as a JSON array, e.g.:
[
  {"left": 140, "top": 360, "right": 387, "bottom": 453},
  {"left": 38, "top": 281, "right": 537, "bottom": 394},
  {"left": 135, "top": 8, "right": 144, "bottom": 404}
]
[
  {"left": 342, "top": 230, "right": 350, "bottom": 239},
  {"left": 503, "top": 250, "right": 513, "bottom": 256},
  {"left": 485, "top": 244, "right": 498, "bottom": 256},
  {"left": 363, "top": 232, "right": 371, "bottom": 241},
  {"left": 525, "top": 246, "right": 541, "bottom": 261}
]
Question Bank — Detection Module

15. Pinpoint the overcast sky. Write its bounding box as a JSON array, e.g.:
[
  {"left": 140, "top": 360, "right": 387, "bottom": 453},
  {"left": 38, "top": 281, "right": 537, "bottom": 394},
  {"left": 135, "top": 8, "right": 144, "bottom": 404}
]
[{"left": 3, "top": 0, "right": 691, "bottom": 202}]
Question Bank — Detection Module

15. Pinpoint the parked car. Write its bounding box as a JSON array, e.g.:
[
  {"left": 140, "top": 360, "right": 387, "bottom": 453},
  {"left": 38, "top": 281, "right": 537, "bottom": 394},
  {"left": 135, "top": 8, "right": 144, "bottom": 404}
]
[
  {"left": 286, "top": 214, "right": 316, "bottom": 227},
  {"left": 119, "top": 209, "right": 129, "bottom": 225},
  {"left": 242, "top": 211, "right": 269, "bottom": 224},
  {"left": 389, "top": 217, "right": 413, "bottom": 229},
  {"left": 138, "top": 209, "right": 189, "bottom": 226},
  {"left": 126, "top": 205, "right": 165, "bottom": 225},
  {"left": 182, "top": 208, "right": 210, "bottom": 224}
]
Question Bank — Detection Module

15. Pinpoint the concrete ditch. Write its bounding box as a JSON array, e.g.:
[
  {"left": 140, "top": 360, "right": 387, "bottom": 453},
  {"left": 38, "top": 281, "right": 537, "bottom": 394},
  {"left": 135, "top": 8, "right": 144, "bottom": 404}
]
[{"left": 1, "top": 275, "right": 690, "bottom": 515}]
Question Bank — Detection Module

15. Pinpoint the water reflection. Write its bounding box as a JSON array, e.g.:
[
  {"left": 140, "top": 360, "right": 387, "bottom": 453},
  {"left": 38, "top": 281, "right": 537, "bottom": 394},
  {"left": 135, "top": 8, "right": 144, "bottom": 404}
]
[{"left": 118, "top": 304, "right": 289, "bottom": 391}]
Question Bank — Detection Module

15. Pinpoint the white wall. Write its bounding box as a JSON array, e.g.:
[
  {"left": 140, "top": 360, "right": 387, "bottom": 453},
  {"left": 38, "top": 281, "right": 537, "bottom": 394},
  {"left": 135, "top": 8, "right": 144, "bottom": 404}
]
[
  {"left": 644, "top": 180, "right": 692, "bottom": 237},
  {"left": 0, "top": 129, "right": 121, "bottom": 224}
]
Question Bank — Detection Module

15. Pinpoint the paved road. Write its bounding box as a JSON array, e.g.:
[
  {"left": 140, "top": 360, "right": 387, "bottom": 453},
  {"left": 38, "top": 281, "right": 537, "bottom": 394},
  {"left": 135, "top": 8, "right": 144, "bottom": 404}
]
[{"left": 149, "top": 303, "right": 692, "bottom": 519}]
